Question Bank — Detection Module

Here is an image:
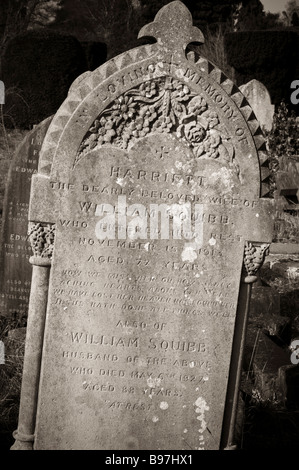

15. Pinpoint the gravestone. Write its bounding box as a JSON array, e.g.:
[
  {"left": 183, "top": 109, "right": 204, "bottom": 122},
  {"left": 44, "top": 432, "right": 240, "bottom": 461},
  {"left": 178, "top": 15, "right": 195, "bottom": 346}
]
[
  {"left": 274, "top": 156, "right": 299, "bottom": 211},
  {"left": 239, "top": 79, "right": 275, "bottom": 133},
  {"left": 0, "top": 116, "right": 53, "bottom": 320},
  {"left": 12, "top": 1, "right": 274, "bottom": 451}
]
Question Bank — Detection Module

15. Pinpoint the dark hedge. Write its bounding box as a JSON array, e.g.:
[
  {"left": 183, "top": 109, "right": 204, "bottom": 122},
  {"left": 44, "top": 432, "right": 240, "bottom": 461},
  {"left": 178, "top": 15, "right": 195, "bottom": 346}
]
[
  {"left": 2, "top": 30, "right": 106, "bottom": 128},
  {"left": 225, "top": 30, "right": 299, "bottom": 108},
  {"left": 80, "top": 42, "right": 107, "bottom": 72}
]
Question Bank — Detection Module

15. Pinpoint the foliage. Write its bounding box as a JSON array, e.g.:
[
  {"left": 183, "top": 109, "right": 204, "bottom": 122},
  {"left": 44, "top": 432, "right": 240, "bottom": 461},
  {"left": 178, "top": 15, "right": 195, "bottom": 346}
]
[
  {"left": 285, "top": 0, "right": 299, "bottom": 17},
  {"left": 139, "top": 0, "right": 241, "bottom": 30},
  {"left": 0, "top": 0, "right": 61, "bottom": 62},
  {"left": 268, "top": 102, "right": 299, "bottom": 158},
  {"left": 266, "top": 101, "right": 299, "bottom": 199},
  {"left": 57, "top": 0, "right": 274, "bottom": 60},
  {"left": 234, "top": 0, "right": 264, "bottom": 30},
  {"left": 0, "top": 314, "right": 25, "bottom": 435},
  {"left": 0, "top": 341, "right": 24, "bottom": 430},
  {"left": 55, "top": 0, "right": 142, "bottom": 59},
  {"left": 199, "top": 25, "right": 234, "bottom": 78}
]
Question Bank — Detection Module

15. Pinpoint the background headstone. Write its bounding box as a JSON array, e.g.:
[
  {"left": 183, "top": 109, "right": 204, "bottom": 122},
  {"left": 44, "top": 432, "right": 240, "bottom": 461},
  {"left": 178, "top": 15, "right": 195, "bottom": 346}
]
[
  {"left": 225, "top": 30, "right": 299, "bottom": 111},
  {"left": 0, "top": 116, "right": 52, "bottom": 320},
  {"left": 274, "top": 156, "right": 299, "bottom": 211},
  {"left": 12, "top": 1, "right": 274, "bottom": 451},
  {"left": 240, "top": 79, "right": 275, "bottom": 133}
]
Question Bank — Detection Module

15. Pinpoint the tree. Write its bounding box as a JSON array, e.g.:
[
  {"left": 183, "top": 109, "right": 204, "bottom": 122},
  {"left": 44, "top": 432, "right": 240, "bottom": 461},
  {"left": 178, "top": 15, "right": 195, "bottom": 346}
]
[
  {"left": 291, "top": 11, "right": 299, "bottom": 25},
  {"left": 282, "top": 0, "right": 299, "bottom": 25},
  {"left": 57, "top": 0, "right": 258, "bottom": 59},
  {"left": 0, "top": 0, "right": 61, "bottom": 61},
  {"left": 55, "top": 0, "right": 142, "bottom": 59},
  {"left": 234, "top": 0, "right": 282, "bottom": 31},
  {"left": 285, "top": 0, "right": 299, "bottom": 17},
  {"left": 138, "top": 0, "right": 243, "bottom": 32}
]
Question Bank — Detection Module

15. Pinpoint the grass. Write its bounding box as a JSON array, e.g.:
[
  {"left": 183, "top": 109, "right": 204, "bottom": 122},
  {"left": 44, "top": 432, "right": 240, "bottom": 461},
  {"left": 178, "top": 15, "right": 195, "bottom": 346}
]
[
  {"left": 0, "top": 105, "right": 28, "bottom": 220},
  {"left": 240, "top": 391, "right": 299, "bottom": 449},
  {"left": 0, "top": 330, "right": 24, "bottom": 450},
  {"left": 274, "top": 212, "right": 299, "bottom": 244}
]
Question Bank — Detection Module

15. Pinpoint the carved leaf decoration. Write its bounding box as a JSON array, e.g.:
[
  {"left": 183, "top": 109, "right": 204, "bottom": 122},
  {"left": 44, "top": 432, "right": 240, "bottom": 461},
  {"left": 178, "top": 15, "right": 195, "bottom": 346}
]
[
  {"left": 244, "top": 242, "right": 270, "bottom": 278},
  {"left": 28, "top": 223, "right": 56, "bottom": 259},
  {"left": 76, "top": 77, "right": 238, "bottom": 176},
  {"left": 196, "top": 116, "right": 209, "bottom": 131}
]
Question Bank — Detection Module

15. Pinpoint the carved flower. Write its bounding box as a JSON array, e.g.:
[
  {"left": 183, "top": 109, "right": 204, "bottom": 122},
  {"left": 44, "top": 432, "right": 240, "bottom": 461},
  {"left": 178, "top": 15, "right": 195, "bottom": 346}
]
[
  {"left": 85, "top": 132, "right": 98, "bottom": 149},
  {"left": 204, "top": 110, "right": 219, "bottom": 129},
  {"left": 188, "top": 96, "right": 207, "bottom": 115},
  {"left": 139, "top": 81, "right": 158, "bottom": 98},
  {"left": 94, "top": 118, "right": 117, "bottom": 145},
  {"left": 141, "top": 105, "right": 158, "bottom": 123},
  {"left": 193, "top": 130, "right": 222, "bottom": 159},
  {"left": 171, "top": 80, "right": 190, "bottom": 101},
  {"left": 89, "top": 119, "right": 101, "bottom": 133},
  {"left": 206, "top": 147, "right": 219, "bottom": 159},
  {"left": 140, "top": 119, "right": 150, "bottom": 137},
  {"left": 180, "top": 121, "right": 206, "bottom": 145},
  {"left": 153, "top": 116, "right": 173, "bottom": 133},
  {"left": 201, "top": 133, "right": 221, "bottom": 158},
  {"left": 78, "top": 78, "right": 225, "bottom": 156},
  {"left": 111, "top": 95, "right": 137, "bottom": 121},
  {"left": 208, "top": 131, "right": 221, "bottom": 149},
  {"left": 105, "top": 129, "right": 117, "bottom": 143},
  {"left": 97, "top": 126, "right": 106, "bottom": 145}
]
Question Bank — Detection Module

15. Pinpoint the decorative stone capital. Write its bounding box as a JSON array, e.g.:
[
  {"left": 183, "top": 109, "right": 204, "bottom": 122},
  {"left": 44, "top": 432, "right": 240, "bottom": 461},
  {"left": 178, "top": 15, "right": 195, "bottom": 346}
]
[
  {"left": 243, "top": 241, "right": 270, "bottom": 283},
  {"left": 28, "top": 222, "right": 56, "bottom": 266}
]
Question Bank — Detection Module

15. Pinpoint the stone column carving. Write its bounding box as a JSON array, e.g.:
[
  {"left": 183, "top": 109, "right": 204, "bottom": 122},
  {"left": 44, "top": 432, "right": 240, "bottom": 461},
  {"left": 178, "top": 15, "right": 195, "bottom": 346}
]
[
  {"left": 243, "top": 241, "right": 270, "bottom": 284},
  {"left": 222, "top": 241, "right": 270, "bottom": 450},
  {"left": 11, "top": 223, "right": 55, "bottom": 450}
]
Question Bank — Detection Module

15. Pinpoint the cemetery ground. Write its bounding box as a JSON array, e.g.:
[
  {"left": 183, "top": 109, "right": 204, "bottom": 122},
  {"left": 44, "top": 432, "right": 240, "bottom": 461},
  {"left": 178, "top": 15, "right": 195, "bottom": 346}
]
[
  {"left": 0, "top": 125, "right": 27, "bottom": 450},
  {"left": 0, "top": 125, "right": 298, "bottom": 450}
]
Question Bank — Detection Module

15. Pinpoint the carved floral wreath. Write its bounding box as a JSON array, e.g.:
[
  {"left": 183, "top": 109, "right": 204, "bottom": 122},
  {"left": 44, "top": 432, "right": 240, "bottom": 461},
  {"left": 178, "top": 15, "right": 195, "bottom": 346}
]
[{"left": 77, "top": 77, "right": 236, "bottom": 171}]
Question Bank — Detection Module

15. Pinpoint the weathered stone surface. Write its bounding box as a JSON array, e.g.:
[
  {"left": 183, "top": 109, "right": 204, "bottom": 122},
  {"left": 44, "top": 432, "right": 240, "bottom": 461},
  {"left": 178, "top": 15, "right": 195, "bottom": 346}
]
[
  {"left": 0, "top": 116, "right": 52, "bottom": 319},
  {"left": 239, "top": 79, "right": 274, "bottom": 133},
  {"left": 12, "top": 1, "right": 274, "bottom": 451},
  {"left": 270, "top": 244, "right": 299, "bottom": 255}
]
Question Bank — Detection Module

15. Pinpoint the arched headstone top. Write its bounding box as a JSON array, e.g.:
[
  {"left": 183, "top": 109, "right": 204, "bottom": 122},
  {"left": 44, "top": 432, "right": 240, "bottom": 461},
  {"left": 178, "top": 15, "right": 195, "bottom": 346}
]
[
  {"left": 15, "top": 2, "right": 274, "bottom": 451},
  {"left": 239, "top": 79, "right": 275, "bottom": 133},
  {"left": 38, "top": 1, "right": 270, "bottom": 200}
]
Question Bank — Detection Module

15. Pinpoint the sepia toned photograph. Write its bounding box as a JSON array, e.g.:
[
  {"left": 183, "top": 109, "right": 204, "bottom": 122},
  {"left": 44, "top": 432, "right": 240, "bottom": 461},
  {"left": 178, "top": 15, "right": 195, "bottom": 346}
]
[{"left": 0, "top": 0, "right": 298, "bottom": 454}]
